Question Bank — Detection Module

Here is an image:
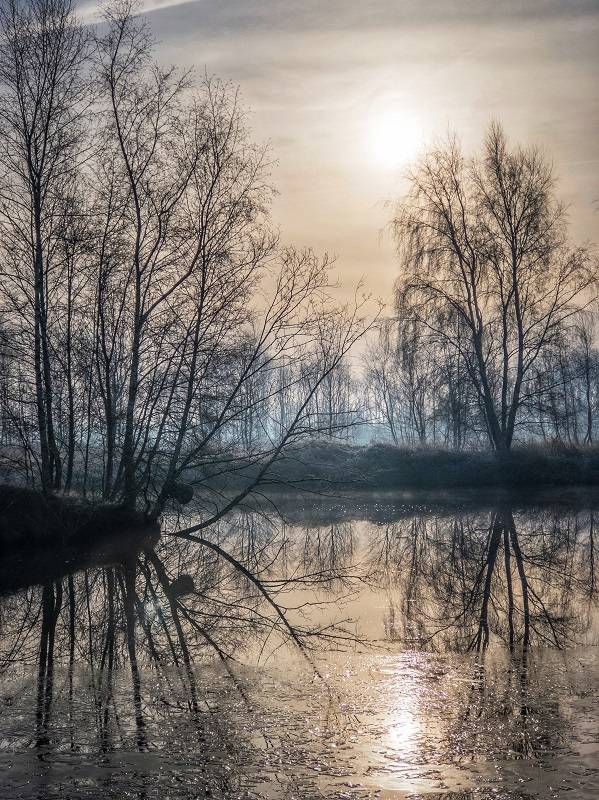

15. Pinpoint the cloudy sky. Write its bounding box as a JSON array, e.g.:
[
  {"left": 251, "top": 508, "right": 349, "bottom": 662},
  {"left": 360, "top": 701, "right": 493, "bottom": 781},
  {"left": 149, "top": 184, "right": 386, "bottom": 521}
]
[{"left": 94, "top": 0, "right": 599, "bottom": 299}]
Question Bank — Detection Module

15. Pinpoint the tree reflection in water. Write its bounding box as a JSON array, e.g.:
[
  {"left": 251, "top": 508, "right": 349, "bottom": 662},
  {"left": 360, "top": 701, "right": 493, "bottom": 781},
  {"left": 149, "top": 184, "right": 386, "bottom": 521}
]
[
  {"left": 374, "top": 506, "right": 596, "bottom": 653},
  {"left": 371, "top": 504, "right": 598, "bottom": 778},
  {"left": 0, "top": 501, "right": 598, "bottom": 798}
]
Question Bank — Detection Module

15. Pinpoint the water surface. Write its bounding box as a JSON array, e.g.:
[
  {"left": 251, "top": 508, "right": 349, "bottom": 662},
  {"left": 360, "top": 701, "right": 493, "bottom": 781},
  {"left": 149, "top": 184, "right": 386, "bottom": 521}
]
[{"left": 0, "top": 495, "right": 598, "bottom": 798}]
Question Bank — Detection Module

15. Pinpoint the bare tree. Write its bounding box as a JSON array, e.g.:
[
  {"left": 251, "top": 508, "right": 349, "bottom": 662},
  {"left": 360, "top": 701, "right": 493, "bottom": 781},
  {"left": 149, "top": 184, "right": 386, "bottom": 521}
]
[
  {"left": 0, "top": 0, "right": 373, "bottom": 511},
  {"left": 0, "top": 0, "right": 90, "bottom": 491},
  {"left": 393, "top": 123, "right": 597, "bottom": 451}
]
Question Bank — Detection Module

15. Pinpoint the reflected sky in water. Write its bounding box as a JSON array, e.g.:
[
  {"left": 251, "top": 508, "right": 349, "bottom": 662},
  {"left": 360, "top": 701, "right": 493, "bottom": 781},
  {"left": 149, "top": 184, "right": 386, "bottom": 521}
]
[{"left": 0, "top": 497, "right": 598, "bottom": 798}]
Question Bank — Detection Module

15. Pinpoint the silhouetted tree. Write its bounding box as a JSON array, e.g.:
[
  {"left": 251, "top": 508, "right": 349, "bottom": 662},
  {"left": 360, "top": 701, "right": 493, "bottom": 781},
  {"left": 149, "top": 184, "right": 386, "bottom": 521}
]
[{"left": 393, "top": 123, "right": 597, "bottom": 451}]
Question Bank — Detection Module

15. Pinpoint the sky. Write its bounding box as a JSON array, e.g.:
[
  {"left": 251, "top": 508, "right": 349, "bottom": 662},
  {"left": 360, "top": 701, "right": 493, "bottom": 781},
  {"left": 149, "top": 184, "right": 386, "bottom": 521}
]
[{"left": 90, "top": 0, "right": 599, "bottom": 301}]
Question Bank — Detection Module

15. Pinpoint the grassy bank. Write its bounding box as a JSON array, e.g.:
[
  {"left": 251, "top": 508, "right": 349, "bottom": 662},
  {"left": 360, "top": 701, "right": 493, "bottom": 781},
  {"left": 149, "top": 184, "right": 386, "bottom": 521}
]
[{"left": 259, "top": 441, "right": 599, "bottom": 491}]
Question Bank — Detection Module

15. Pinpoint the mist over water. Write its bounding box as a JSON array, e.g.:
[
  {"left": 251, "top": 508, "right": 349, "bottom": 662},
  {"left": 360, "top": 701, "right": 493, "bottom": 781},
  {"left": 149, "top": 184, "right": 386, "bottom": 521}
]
[{"left": 0, "top": 496, "right": 597, "bottom": 799}]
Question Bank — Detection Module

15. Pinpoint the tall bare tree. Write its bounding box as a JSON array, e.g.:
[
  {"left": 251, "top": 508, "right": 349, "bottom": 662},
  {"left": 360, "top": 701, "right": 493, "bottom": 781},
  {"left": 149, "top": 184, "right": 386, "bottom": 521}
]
[
  {"left": 393, "top": 123, "right": 596, "bottom": 451},
  {"left": 0, "top": 0, "right": 90, "bottom": 490}
]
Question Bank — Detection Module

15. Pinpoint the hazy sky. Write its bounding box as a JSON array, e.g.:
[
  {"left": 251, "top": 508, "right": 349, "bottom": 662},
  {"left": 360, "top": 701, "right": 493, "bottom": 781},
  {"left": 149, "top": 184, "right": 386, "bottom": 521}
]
[{"left": 100, "top": 0, "right": 599, "bottom": 299}]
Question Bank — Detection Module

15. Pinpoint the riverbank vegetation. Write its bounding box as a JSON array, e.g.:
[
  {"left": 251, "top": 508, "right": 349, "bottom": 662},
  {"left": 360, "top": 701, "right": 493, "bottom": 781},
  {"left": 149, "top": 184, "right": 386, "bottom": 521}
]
[{"left": 211, "top": 440, "right": 599, "bottom": 492}]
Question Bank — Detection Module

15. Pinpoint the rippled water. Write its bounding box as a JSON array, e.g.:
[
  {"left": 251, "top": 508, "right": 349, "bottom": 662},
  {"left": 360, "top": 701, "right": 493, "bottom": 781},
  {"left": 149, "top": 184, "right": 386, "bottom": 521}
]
[{"left": 0, "top": 494, "right": 598, "bottom": 798}]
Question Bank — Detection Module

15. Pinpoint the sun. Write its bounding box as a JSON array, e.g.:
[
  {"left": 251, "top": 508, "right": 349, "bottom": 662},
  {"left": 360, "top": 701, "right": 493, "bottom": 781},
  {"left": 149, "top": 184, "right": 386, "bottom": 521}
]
[{"left": 369, "top": 111, "right": 423, "bottom": 170}]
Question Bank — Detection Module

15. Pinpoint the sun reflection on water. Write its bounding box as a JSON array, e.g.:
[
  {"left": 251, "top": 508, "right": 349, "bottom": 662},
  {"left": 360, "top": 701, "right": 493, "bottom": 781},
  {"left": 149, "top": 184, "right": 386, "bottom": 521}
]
[
  {"left": 388, "top": 703, "right": 421, "bottom": 752},
  {"left": 382, "top": 658, "right": 425, "bottom": 760}
]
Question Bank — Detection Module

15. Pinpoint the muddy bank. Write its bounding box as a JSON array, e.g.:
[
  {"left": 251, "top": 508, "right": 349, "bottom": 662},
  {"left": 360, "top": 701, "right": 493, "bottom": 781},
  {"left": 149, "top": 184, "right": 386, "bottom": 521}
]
[{"left": 0, "top": 484, "right": 160, "bottom": 594}]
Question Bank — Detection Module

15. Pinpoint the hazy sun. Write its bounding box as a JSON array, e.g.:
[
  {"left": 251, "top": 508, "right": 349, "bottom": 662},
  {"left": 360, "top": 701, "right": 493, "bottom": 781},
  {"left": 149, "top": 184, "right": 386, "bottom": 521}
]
[{"left": 370, "top": 111, "right": 423, "bottom": 170}]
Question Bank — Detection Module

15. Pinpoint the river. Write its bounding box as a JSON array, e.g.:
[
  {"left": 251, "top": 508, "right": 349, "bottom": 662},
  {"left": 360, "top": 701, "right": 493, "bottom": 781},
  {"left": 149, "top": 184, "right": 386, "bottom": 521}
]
[{"left": 0, "top": 493, "right": 598, "bottom": 798}]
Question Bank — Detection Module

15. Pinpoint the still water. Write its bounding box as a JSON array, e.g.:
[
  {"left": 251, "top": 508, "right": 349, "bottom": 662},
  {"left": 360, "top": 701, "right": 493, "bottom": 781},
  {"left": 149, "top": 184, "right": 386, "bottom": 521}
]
[{"left": 0, "top": 493, "right": 598, "bottom": 799}]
